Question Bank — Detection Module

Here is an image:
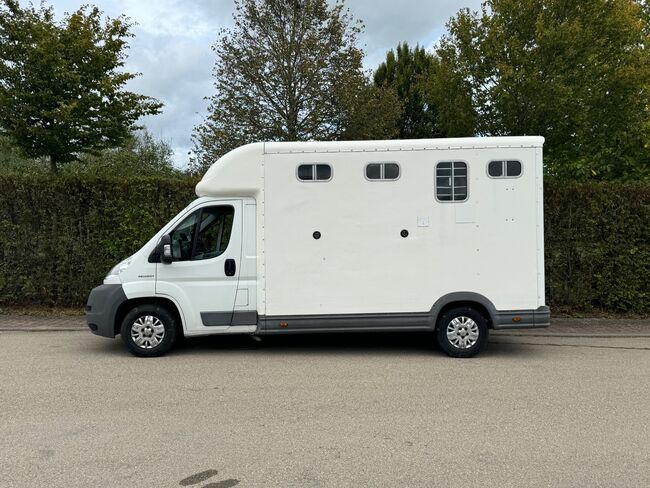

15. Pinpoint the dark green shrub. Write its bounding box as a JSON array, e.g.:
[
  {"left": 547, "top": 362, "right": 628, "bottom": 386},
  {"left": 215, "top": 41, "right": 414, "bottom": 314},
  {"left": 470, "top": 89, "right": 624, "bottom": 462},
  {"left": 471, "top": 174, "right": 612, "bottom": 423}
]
[
  {"left": 544, "top": 181, "right": 650, "bottom": 313},
  {"left": 0, "top": 175, "right": 196, "bottom": 306}
]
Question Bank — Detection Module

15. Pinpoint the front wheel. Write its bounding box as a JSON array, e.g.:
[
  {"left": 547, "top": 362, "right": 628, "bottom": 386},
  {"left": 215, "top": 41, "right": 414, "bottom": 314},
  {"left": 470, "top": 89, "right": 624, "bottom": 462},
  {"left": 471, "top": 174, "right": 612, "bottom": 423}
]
[
  {"left": 120, "top": 305, "right": 178, "bottom": 357},
  {"left": 436, "top": 306, "right": 488, "bottom": 358}
]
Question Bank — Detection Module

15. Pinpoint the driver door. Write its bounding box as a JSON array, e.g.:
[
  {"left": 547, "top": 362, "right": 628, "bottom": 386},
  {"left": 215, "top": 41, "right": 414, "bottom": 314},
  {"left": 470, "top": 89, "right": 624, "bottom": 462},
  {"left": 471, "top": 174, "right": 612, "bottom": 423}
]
[{"left": 155, "top": 200, "right": 242, "bottom": 333}]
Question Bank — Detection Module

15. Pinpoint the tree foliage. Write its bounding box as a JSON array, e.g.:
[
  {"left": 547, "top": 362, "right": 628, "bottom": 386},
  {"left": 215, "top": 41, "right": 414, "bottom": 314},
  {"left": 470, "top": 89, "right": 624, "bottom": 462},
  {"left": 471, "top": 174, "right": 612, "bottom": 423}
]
[
  {"left": 338, "top": 84, "right": 401, "bottom": 141},
  {"left": 70, "top": 131, "right": 181, "bottom": 177},
  {"left": 0, "top": 131, "right": 180, "bottom": 177},
  {"left": 192, "top": 0, "right": 400, "bottom": 172},
  {"left": 0, "top": 0, "right": 161, "bottom": 173},
  {"left": 373, "top": 43, "right": 444, "bottom": 139},
  {"left": 434, "top": 0, "right": 650, "bottom": 180}
]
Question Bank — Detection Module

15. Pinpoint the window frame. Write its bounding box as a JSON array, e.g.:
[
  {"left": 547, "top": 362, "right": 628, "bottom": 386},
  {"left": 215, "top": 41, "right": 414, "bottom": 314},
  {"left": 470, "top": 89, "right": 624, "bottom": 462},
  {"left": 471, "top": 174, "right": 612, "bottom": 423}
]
[
  {"left": 189, "top": 205, "right": 235, "bottom": 261},
  {"left": 296, "top": 163, "right": 333, "bottom": 182},
  {"left": 434, "top": 160, "right": 469, "bottom": 203},
  {"left": 170, "top": 205, "right": 235, "bottom": 262},
  {"left": 364, "top": 161, "right": 401, "bottom": 182},
  {"left": 486, "top": 160, "right": 523, "bottom": 179}
]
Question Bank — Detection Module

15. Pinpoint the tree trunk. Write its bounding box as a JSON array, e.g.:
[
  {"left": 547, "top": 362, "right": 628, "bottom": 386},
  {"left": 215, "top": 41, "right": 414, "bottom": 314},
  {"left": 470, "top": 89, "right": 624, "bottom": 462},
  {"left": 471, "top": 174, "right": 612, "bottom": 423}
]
[{"left": 50, "top": 155, "right": 59, "bottom": 175}]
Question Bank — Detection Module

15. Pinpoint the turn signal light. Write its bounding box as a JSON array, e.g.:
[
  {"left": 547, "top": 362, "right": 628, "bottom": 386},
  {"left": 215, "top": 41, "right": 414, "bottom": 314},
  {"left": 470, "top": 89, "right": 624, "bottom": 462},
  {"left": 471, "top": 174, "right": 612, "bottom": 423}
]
[{"left": 512, "top": 316, "right": 521, "bottom": 323}]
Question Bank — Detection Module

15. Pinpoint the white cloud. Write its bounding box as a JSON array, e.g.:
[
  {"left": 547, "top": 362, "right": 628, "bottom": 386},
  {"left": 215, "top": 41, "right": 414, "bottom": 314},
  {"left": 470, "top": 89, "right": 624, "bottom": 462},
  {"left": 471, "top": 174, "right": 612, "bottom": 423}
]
[{"left": 42, "top": 0, "right": 483, "bottom": 168}]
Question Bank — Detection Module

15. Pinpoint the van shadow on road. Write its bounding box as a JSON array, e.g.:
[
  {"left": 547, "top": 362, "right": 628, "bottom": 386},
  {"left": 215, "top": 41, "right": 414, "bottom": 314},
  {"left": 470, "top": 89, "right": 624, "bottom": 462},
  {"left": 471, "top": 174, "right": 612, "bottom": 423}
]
[{"left": 87, "top": 331, "right": 538, "bottom": 359}]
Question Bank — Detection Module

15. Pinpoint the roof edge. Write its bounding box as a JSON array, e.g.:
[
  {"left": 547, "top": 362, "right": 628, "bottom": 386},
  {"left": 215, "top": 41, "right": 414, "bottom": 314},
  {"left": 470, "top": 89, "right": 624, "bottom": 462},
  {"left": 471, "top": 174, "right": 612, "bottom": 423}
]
[{"left": 263, "top": 136, "right": 544, "bottom": 154}]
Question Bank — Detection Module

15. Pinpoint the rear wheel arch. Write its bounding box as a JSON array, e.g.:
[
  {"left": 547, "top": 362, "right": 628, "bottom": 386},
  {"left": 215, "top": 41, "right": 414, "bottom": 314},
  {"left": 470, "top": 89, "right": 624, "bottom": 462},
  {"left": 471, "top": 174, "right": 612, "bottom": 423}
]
[{"left": 430, "top": 293, "right": 496, "bottom": 329}]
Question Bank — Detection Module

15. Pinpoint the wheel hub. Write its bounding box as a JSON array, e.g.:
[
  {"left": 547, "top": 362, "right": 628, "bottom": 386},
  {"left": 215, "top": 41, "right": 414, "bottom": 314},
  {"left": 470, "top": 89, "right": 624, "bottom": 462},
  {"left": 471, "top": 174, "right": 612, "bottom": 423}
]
[
  {"left": 446, "top": 316, "right": 479, "bottom": 349},
  {"left": 131, "top": 315, "right": 165, "bottom": 349}
]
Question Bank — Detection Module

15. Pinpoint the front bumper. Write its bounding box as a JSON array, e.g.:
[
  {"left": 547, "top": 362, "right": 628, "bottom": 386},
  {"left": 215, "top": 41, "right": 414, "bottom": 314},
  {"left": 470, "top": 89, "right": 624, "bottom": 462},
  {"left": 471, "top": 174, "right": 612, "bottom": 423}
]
[
  {"left": 492, "top": 306, "right": 550, "bottom": 330},
  {"left": 85, "top": 284, "right": 127, "bottom": 338}
]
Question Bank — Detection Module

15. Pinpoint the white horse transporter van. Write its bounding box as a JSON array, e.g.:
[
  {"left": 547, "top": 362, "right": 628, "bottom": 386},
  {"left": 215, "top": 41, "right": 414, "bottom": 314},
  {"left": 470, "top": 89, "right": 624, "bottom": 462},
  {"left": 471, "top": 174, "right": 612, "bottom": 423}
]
[{"left": 86, "top": 137, "right": 549, "bottom": 357}]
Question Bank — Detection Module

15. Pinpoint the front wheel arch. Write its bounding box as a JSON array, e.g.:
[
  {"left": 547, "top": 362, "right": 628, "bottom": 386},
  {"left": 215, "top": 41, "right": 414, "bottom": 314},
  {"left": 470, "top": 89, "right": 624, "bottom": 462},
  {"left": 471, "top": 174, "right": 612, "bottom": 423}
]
[
  {"left": 114, "top": 297, "right": 184, "bottom": 337},
  {"left": 120, "top": 303, "right": 178, "bottom": 357}
]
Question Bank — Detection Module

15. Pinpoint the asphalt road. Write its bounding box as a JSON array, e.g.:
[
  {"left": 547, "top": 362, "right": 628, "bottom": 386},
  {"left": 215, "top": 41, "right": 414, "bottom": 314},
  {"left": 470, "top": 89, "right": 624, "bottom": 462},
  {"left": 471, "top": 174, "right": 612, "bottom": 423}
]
[{"left": 1, "top": 330, "right": 649, "bottom": 488}]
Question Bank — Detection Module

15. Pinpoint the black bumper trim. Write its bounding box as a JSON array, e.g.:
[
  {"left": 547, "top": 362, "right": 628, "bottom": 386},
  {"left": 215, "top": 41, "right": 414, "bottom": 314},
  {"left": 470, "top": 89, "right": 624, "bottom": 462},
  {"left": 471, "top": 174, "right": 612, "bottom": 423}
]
[
  {"left": 493, "top": 306, "right": 550, "bottom": 330},
  {"left": 85, "top": 284, "right": 128, "bottom": 338}
]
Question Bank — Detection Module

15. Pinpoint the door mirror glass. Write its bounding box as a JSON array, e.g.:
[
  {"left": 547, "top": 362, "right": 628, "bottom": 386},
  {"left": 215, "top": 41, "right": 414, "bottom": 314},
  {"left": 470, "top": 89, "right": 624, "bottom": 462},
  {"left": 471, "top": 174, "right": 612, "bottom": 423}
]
[{"left": 160, "top": 234, "right": 173, "bottom": 264}]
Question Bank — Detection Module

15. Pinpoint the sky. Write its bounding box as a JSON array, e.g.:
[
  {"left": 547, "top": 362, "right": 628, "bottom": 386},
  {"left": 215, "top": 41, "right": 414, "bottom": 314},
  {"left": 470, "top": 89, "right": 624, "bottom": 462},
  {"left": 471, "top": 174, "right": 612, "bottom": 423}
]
[{"left": 42, "top": 0, "right": 483, "bottom": 168}]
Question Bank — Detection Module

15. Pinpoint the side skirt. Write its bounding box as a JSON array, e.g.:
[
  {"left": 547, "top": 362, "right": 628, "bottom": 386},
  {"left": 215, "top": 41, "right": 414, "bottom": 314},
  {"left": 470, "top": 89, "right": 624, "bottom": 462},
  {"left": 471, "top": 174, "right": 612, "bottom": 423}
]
[{"left": 258, "top": 312, "right": 434, "bottom": 334}]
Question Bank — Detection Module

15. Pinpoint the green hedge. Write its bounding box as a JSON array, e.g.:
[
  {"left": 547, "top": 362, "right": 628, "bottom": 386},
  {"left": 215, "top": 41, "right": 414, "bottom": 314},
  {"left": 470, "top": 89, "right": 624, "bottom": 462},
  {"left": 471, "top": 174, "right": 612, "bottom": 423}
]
[
  {"left": 0, "top": 175, "right": 197, "bottom": 307},
  {"left": 544, "top": 181, "right": 649, "bottom": 313},
  {"left": 0, "top": 175, "right": 648, "bottom": 313}
]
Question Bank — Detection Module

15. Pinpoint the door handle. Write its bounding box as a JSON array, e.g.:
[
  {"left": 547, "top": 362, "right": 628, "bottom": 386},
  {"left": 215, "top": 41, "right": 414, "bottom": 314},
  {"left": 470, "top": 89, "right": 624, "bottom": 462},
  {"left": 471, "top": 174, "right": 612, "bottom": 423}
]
[{"left": 224, "top": 259, "right": 236, "bottom": 277}]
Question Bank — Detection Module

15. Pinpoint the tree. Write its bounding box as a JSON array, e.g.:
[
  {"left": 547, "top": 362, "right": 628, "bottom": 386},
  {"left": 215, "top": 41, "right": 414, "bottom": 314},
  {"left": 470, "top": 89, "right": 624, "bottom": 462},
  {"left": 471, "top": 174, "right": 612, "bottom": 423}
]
[
  {"left": 71, "top": 131, "right": 181, "bottom": 177},
  {"left": 434, "top": 0, "right": 650, "bottom": 180},
  {"left": 0, "top": 1, "right": 161, "bottom": 174},
  {"left": 373, "top": 42, "right": 444, "bottom": 139},
  {"left": 340, "top": 84, "right": 401, "bottom": 141},
  {"left": 193, "top": 0, "right": 396, "bottom": 171}
]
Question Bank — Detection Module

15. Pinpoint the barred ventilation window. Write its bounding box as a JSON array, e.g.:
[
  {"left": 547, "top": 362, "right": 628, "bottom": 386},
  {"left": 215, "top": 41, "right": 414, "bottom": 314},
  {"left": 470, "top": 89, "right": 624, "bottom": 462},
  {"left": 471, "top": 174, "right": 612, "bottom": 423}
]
[
  {"left": 436, "top": 161, "right": 468, "bottom": 202},
  {"left": 297, "top": 164, "right": 332, "bottom": 181},
  {"left": 365, "top": 162, "right": 400, "bottom": 181},
  {"left": 488, "top": 160, "right": 522, "bottom": 178}
]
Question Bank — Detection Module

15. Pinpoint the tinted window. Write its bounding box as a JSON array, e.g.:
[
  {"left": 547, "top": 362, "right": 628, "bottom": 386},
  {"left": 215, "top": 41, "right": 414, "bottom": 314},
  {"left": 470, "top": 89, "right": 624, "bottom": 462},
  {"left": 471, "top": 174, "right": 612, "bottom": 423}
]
[
  {"left": 488, "top": 160, "right": 522, "bottom": 178},
  {"left": 436, "top": 161, "right": 467, "bottom": 202},
  {"left": 366, "top": 162, "right": 399, "bottom": 180},
  {"left": 298, "top": 164, "right": 331, "bottom": 181},
  {"left": 170, "top": 211, "right": 198, "bottom": 261},
  {"left": 384, "top": 163, "right": 400, "bottom": 180},
  {"left": 507, "top": 160, "right": 522, "bottom": 177},
  {"left": 297, "top": 164, "right": 314, "bottom": 181},
  {"left": 316, "top": 164, "right": 331, "bottom": 180},
  {"left": 488, "top": 160, "right": 503, "bottom": 177},
  {"left": 170, "top": 206, "right": 234, "bottom": 262},
  {"left": 192, "top": 206, "right": 235, "bottom": 260},
  {"left": 366, "top": 163, "right": 381, "bottom": 179},
  {"left": 436, "top": 162, "right": 452, "bottom": 201}
]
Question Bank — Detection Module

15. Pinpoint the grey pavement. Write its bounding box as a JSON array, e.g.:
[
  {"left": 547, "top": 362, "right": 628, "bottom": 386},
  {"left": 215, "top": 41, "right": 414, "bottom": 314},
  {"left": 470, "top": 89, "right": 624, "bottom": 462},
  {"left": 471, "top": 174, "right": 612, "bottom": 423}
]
[
  {"left": 0, "top": 314, "right": 86, "bottom": 331},
  {"left": 1, "top": 329, "right": 649, "bottom": 487}
]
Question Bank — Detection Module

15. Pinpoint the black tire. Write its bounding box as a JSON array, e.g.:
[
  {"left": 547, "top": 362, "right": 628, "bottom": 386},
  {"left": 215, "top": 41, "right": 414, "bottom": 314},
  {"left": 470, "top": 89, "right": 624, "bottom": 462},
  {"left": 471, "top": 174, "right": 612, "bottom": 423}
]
[
  {"left": 120, "top": 304, "right": 178, "bottom": 357},
  {"left": 436, "top": 306, "right": 489, "bottom": 358}
]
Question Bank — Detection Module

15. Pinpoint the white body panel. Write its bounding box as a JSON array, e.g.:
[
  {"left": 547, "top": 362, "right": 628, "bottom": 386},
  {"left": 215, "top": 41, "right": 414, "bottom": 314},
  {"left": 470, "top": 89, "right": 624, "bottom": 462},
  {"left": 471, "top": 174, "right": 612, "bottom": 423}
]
[
  {"left": 112, "top": 137, "right": 545, "bottom": 336},
  {"left": 263, "top": 147, "right": 539, "bottom": 314},
  {"left": 196, "top": 136, "right": 545, "bottom": 318},
  {"left": 154, "top": 199, "right": 242, "bottom": 333},
  {"left": 115, "top": 197, "right": 257, "bottom": 336}
]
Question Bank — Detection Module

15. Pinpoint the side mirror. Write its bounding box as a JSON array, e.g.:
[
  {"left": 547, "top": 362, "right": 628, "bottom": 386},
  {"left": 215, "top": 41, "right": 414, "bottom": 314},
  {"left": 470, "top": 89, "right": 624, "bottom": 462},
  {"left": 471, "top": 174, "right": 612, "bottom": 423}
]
[{"left": 160, "top": 234, "right": 173, "bottom": 264}]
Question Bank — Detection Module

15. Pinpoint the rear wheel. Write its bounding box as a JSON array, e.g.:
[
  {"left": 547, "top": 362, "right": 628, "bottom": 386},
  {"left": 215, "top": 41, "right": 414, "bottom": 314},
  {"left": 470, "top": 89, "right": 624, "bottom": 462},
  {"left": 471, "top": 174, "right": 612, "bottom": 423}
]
[
  {"left": 120, "top": 304, "right": 177, "bottom": 357},
  {"left": 436, "top": 306, "right": 488, "bottom": 358}
]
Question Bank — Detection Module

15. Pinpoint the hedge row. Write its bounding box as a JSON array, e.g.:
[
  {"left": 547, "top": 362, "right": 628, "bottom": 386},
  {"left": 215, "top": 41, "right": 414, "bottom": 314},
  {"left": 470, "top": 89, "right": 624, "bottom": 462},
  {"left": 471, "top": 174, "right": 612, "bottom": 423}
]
[
  {"left": 0, "top": 175, "right": 648, "bottom": 313},
  {"left": 544, "top": 182, "right": 649, "bottom": 313},
  {"left": 0, "top": 175, "right": 197, "bottom": 307}
]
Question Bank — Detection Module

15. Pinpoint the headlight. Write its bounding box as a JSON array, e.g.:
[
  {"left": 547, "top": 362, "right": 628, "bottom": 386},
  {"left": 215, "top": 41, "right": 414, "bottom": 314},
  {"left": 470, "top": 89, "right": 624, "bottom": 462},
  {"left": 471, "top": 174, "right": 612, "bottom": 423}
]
[{"left": 106, "top": 257, "right": 133, "bottom": 279}]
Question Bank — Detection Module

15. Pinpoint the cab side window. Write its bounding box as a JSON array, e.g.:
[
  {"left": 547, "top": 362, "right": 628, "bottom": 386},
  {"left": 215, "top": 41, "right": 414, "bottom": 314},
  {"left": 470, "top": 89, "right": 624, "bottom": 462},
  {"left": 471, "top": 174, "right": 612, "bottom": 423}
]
[
  {"left": 170, "top": 206, "right": 234, "bottom": 261},
  {"left": 193, "top": 206, "right": 234, "bottom": 260},
  {"left": 170, "top": 212, "right": 198, "bottom": 261}
]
